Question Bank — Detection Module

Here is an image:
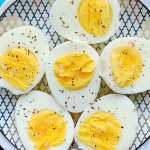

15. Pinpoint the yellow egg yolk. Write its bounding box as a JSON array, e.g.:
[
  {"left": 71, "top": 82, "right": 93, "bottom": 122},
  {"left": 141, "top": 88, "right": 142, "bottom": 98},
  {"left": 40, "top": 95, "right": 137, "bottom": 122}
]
[
  {"left": 78, "top": 112, "right": 121, "bottom": 150},
  {"left": 54, "top": 52, "right": 95, "bottom": 90},
  {"left": 78, "top": 0, "right": 112, "bottom": 36},
  {"left": 27, "top": 110, "right": 67, "bottom": 150},
  {"left": 0, "top": 48, "right": 38, "bottom": 90},
  {"left": 110, "top": 45, "right": 142, "bottom": 87}
]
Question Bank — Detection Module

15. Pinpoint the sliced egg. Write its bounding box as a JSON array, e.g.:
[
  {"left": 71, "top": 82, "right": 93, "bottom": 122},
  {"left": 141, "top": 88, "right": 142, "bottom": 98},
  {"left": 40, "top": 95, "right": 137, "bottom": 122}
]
[
  {"left": 101, "top": 37, "right": 150, "bottom": 94},
  {"left": 0, "top": 26, "right": 49, "bottom": 95},
  {"left": 75, "top": 94, "right": 138, "bottom": 150},
  {"left": 50, "top": 0, "right": 120, "bottom": 44},
  {"left": 45, "top": 41, "right": 101, "bottom": 113},
  {"left": 15, "top": 90, "right": 74, "bottom": 150}
]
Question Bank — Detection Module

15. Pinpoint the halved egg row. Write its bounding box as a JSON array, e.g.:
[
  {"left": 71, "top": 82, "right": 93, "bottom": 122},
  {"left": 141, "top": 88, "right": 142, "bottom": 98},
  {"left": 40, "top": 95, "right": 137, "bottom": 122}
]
[
  {"left": 1, "top": 28, "right": 150, "bottom": 112},
  {"left": 0, "top": 28, "right": 101, "bottom": 112},
  {"left": 1, "top": 27, "right": 150, "bottom": 98},
  {"left": 45, "top": 38, "right": 150, "bottom": 113},
  {"left": 15, "top": 91, "right": 138, "bottom": 150}
]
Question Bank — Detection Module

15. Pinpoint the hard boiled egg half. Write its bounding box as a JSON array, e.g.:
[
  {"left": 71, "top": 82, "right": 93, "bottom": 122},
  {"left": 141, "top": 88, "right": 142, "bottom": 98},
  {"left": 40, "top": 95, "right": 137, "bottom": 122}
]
[
  {"left": 75, "top": 94, "right": 138, "bottom": 150},
  {"left": 50, "top": 0, "right": 120, "bottom": 44},
  {"left": 15, "top": 91, "right": 74, "bottom": 150},
  {"left": 0, "top": 26, "right": 49, "bottom": 95},
  {"left": 45, "top": 41, "right": 101, "bottom": 113},
  {"left": 101, "top": 37, "right": 150, "bottom": 94}
]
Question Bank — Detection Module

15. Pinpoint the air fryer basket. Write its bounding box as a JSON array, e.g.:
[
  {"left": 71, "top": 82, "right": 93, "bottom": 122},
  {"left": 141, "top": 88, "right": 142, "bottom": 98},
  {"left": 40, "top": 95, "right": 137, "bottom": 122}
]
[{"left": 0, "top": 0, "right": 150, "bottom": 149}]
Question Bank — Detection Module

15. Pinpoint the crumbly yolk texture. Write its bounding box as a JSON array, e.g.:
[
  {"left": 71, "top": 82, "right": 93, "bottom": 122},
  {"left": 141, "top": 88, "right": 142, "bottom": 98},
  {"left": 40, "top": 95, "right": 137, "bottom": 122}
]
[
  {"left": 0, "top": 48, "right": 38, "bottom": 90},
  {"left": 78, "top": 112, "right": 121, "bottom": 150},
  {"left": 54, "top": 52, "right": 95, "bottom": 90},
  {"left": 78, "top": 0, "right": 112, "bottom": 36},
  {"left": 27, "top": 110, "right": 67, "bottom": 150},
  {"left": 111, "top": 45, "right": 142, "bottom": 87}
]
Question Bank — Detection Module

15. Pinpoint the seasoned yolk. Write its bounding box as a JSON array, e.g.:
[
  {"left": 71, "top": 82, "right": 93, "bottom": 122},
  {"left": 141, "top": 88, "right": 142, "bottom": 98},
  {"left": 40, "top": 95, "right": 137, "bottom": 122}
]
[
  {"left": 0, "top": 48, "right": 38, "bottom": 90},
  {"left": 78, "top": 0, "right": 112, "bottom": 36},
  {"left": 27, "top": 110, "right": 67, "bottom": 150},
  {"left": 111, "top": 45, "right": 142, "bottom": 87},
  {"left": 78, "top": 112, "right": 121, "bottom": 150},
  {"left": 54, "top": 52, "right": 95, "bottom": 90}
]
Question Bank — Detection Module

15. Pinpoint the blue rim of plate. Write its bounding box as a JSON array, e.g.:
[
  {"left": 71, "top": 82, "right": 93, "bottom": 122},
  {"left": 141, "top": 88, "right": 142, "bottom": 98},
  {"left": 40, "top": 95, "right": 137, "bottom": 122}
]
[
  {"left": 0, "top": 0, "right": 150, "bottom": 150},
  {"left": 0, "top": 0, "right": 17, "bottom": 18}
]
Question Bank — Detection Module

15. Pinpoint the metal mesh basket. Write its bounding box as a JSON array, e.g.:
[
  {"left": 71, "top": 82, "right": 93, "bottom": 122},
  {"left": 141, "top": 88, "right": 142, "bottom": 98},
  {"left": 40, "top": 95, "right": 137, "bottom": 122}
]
[{"left": 0, "top": 0, "right": 150, "bottom": 149}]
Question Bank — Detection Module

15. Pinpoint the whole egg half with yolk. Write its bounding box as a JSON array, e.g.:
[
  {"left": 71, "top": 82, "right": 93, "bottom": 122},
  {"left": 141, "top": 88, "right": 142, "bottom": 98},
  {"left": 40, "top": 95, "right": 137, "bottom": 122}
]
[
  {"left": 0, "top": 26, "right": 49, "bottom": 95},
  {"left": 50, "top": 0, "right": 120, "bottom": 44},
  {"left": 15, "top": 91, "right": 74, "bottom": 150},
  {"left": 101, "top": 37, "right": 150, "bottom": 94},
  {"left": 74, "top": 94, "right": 138, "bottom": 150},
  {"left": 46, "top": 41, "right": 101, "bottom": 113}
]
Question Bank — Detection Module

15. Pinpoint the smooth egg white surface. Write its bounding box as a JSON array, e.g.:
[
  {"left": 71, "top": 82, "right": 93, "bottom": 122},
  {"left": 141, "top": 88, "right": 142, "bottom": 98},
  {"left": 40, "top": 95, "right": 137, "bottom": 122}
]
[
  {"left": 15, "top": 90, "right": 74, "bottom": 150},
  {"left": 0, "top": 26, "right": 49, "bottom": 95},
  {"left": 45, "top": 41, "right": 101, "bottom": 113},
  {"left": 74, "top": 94, "right": 138, "bottom": 150},
  {"left": 100, "top": 37, "right": 150, "bottom": 94},
  {"left": 50, "top": 0, "right": 120, "bottom": 44}
]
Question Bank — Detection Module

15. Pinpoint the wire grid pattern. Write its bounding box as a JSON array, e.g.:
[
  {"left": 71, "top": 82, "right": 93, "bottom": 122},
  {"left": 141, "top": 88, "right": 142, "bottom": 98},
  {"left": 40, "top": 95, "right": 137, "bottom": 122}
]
[{"left": 0, "top": 0, "right": 150, "bottom": 149}]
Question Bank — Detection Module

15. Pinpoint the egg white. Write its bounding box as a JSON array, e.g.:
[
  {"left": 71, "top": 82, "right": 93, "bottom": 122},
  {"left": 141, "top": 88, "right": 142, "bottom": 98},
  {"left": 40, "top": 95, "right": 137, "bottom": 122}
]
[
  {"left": 50, "top": 0, "right": 120, "bottom": 44},
  {"left": 45, "top": 41, "right": 101, "bottom": 113},
  {"left": 74, "top": 94, "right": 138, "bottom": 150},
  {"left": 0, "top": 26, "right": 49, "bottom": 95},
  {"left": 101, "top": 37, "right": 150, "bottom": 94},
  {"left": 15, "top": 90, "right": 74, "bottom": 150}
]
